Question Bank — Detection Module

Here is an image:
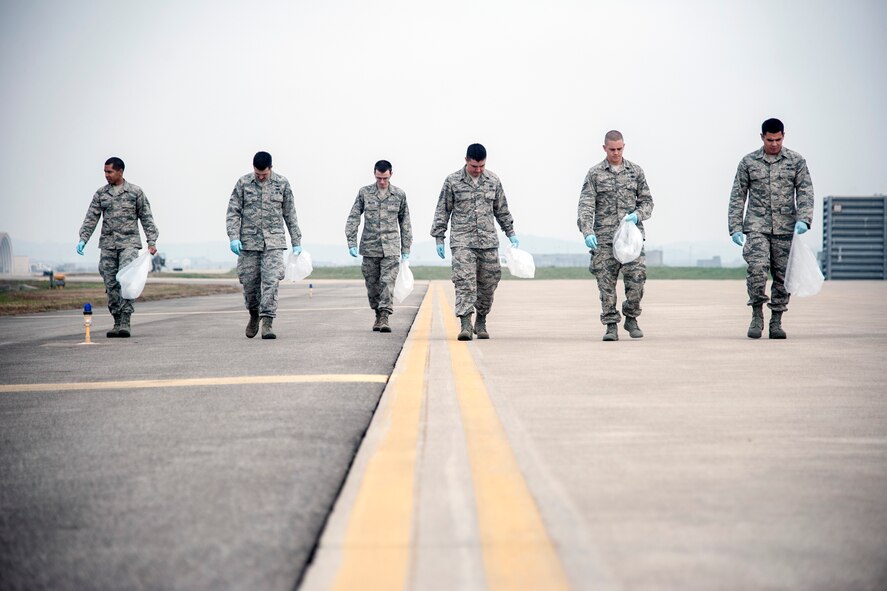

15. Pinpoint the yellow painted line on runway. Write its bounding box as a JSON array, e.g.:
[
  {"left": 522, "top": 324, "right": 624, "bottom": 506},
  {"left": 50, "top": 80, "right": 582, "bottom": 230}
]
[
  {"left": 331, "top": 288, "right": 432, "bottom": 591},
  {"left": 437, "top": 284, "right": 570, "bottom": 590},
  {"left": 0, "top": 374, "right": 388, "bottom": 394}
]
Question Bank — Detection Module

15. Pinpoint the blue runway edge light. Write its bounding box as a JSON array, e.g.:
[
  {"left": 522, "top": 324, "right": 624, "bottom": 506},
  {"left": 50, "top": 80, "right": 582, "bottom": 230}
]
[{"left": 83, "top": 303, "right": 92, "bottom": 314}]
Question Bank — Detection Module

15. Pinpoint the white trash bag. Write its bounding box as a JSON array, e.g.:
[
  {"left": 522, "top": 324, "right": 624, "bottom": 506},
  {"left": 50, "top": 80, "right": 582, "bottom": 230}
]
[
  {"left": 393, "top": 260, "right": 414, "bottom": 304},
  {"left": 116, "top": 249, "right": 153, "bottom": 300},
  {"left": 785, "top": 235, "right": 824, "bottom": 297},
  {"left": 504, "top": 245, "right": 535, "bottom": 279},
  {"left": 613, "top": 217, "right": 644, "bottom": 264},
  {"left": 284, "top": 250, "right": 313, "bottom": 282}
]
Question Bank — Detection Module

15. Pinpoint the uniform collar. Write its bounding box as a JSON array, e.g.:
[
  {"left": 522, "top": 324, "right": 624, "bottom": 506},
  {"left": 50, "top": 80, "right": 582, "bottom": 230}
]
[
  {"left": 602, "top": 159, "right": 630, "bottom": 172},
  {"left": 753, "top": 147, "right": 784, "bottom": 162},
  {"left": 250, "top": 171, "right": 279, "bottom": 186},
  {"left": 107, "top": 181, "right": 128, "bottom": 196},
  {"left": 460, "top": 166, "right": 487, "bottom": 185}
]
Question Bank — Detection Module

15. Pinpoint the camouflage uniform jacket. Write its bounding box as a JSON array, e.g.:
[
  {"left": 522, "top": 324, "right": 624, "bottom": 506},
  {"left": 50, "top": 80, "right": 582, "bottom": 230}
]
[
  {"left": 79, "top": 181, "right": 159, "bottom": 249},
  {"left": 728, "top": 147, "right": 814, "bottom": 236},
  {"left": 226, "top": 171, "right": 301, "bottom": 251},
  {"left": 430, "top": 167, "right": 515, "bottom": 249},
  {"left": 345, "top": 183, "right": 412, "bottom": 257},
  {"left": 577, "top": 159, "right": 654, "bottom": 243}
]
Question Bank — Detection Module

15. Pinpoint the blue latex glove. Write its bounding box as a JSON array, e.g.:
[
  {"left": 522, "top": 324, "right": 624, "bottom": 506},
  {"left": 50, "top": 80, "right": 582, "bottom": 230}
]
[
  {"left": 436, "top": 243, "right": 446, "bottom": 259},
  {"left": 292, "top": 245, "right": 302, "bottom": 255},
  {"left": 230, "top": 239, "right": 242, "bottom": 255},
  {"left": 625, "top": 212, "right": 638, "bottom": 224},
  {"left": 401, "top": 252, "right": 409, "bottom": 261},
  {"left": 349, "top": 246, "right": 358, "bottom": 257},
  {"left": 731, "top": 232, "right": 745, "bottom": 246},
  {"left": 509, "top": 235, "right": 520, "bottom": 248},
  {"left": 76, "top": 240, "right": 86, "bottom": 255},
  {"left": 795, "top": 221, "right": 808, "bottom": 235},
  {"left": 585, "top": 234, "right": 598, "bottom": 250}
]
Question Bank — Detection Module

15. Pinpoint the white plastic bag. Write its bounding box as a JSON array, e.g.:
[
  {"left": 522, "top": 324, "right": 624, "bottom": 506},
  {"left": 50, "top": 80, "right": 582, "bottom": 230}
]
[
  {"left": 613, "top": 218, "right": 644, "bottom": 264},
  {"left": 284, "top": 250, "right": 313, "bottom": 282},
  {"left": 504, "top": 245, "right": 535, "bottom": 279},
  {"left": 393, "top": 260, "right": 414, "bottom": 304},
  {"left": 116, "top": 249, "right": 153, "bottom": 300},
  {"left": 785, "top": 235, "right": 824, "bottom": 297}
]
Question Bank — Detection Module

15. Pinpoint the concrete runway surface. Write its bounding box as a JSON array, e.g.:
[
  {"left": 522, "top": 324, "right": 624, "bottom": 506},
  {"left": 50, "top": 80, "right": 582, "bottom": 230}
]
[{"left": 2, "top": 278, "right": 886, "bottom": 590}]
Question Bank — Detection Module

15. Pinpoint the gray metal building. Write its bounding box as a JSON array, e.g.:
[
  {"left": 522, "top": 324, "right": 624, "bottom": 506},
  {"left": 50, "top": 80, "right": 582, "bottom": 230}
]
[{"left": 821, "top": 195, "right": 886, "bottom": 279}]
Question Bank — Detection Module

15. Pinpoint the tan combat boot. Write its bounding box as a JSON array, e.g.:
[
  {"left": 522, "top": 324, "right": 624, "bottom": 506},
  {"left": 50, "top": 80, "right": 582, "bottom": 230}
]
[
  {"left": 107, "top": 314, "right": 121, "bottom": 338},
  {"left": 458, "top": 314, "right": 473, "bottom": 341},
  {"left": 474, "top": 314, "right": 489, "bottom": 339},
  {"left": 245, "top": 310, "right": 260, "bottom": 338},
  {"left": 624, "top": 316, "right": 644, "bottom": 338},
  {"left": 118, "top": 313, "right": 131, "bottom": 338},
  {"left": 747, "top": 305, "right": 764, "bottom": 339},
  {"left": 378, "top": 312, "right": 391, "bottom": 333},
  {"left": 769, "top": 310, "right": 787, "bottom": 339},
  {"left": 260, "top": 316, "right": 276, "bottom": 339}
]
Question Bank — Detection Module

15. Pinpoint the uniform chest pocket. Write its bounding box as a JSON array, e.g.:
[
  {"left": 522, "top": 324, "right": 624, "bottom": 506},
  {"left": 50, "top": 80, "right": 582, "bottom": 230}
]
[
  {"left": 243, "top": 187, "right": 260, "bottom": 204},
  {"left": 749, "top": 167, "right": 770, "bottom": 181},
  {"left": 622, "top": 178, "right": 638, "bottom": 192},
  {"left": 455, "top": 189, "right": 475, "bottom": 203},
  {"left": 270, "top": 192, "right": 283, "bottom": 203},
  {"left": 597, "top": 178, "right": 616, "bottom": 193}
]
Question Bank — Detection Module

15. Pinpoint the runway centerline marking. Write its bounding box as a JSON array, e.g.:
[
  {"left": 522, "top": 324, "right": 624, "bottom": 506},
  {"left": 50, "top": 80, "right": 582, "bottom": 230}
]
[
  {"left": 438, "top": 283, "right": 570, "bottom": 590},
  {"left": 0, "top": 374, "right": 388, "bottom": 394},
  {"left": 331, "top": 288, "right": 432, "bottom": 591}
]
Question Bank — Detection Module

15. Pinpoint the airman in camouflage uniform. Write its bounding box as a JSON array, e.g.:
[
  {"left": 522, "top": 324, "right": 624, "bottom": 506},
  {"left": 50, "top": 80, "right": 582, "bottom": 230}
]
[
  {"left": 729, "top": 118, "right": 814, "bottom": 340},
  {"left": 226, "top": 151, "right": 301, "bottom": 340},
  {"left": 578, "top": 130, "right": 654, "bottom": 342},
  {"left": 77, "top": 157, "right": 159, "bottom": 338},
  {"left": 345, "top": 160, "right": 412, "bottom": 333},
  {"left": 431, "top": 143, "right": 519, "bottom": 341}
]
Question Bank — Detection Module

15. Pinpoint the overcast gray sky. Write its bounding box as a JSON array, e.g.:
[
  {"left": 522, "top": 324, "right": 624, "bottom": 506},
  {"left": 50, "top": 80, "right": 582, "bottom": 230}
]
[{"left": 1, "top": 0, "right": 885, "bottom": 259}]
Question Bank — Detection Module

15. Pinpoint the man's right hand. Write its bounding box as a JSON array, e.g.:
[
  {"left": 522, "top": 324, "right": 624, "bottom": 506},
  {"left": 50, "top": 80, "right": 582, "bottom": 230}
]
[
  {"left": 76, "top": 240, "right": 86, "bottom": 255},
  {"left": 731, "top": 232, "right": 745, "bottom": 246},
  {"left": 230, "top": 240, "right": 242, "bottom": 255},
  {"left": 436, "top": 243, "right": 446, "bottom": 259},
  {"left": 349, "top": 246, "right": 358, "bottom": 257},
  {"left": 584, "top": 234, "right": 598, "bottom": 250}
]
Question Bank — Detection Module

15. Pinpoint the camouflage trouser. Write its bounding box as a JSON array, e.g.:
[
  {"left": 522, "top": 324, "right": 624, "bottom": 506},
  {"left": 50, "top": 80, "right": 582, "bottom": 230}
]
[
  {"left": 99, "top": 247, "right": 140, "bottom": 317},
  {"left": 743, "top": 232, "right": 792, "bottom": 311},
  {"left": 362, "top": 255, "right": 400, "bottom": 314},
  {"left": 589, "top": 243, "right": 646, "bottom": 325},
  {"left": 451, "top": 247, "right": 501, "bottom": 317},
  {"left": 237, "top": 248, "right": 285, "bottom": 317}
]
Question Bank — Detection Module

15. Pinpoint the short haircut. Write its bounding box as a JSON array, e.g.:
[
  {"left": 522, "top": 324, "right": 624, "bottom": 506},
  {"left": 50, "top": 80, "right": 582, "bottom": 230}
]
[
  {"left": 761, "top": 118, "right": 784, "bottom": 135},
  {"left": 105, "top": 157, "right": 125, "bottom": 171},
  {"left": 466, "top": 143, "right": 486, "bottom": 162},
  {"left": 604, "top": 130, "right": 623, "bottom": 143},
  {"left": 374, "top": 160, "right": 393, "bottom": 174},
  {"left": 253, "top": 151, "right": 272, "bottom": 170}
]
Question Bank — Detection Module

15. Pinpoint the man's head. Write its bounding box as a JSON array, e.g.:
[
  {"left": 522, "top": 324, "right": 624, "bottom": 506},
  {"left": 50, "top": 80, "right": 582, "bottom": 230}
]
[
  {"left": 253, "top": 151, "right": 273, "bottom": 182},
  {"left": 760, "top": 118, "right": 785, "bottom": 156},
  {"left": 374, "top": 160, "right": 392, "bottom": 190},
  {"left": 602, "top": 130, "right": 625, "bottom": 166},
  {"left": 465, "top": 143, "right": 487, "bottom": 178},
  {"left": 104, "top": 157, "right": 125, "bottom": 185}
]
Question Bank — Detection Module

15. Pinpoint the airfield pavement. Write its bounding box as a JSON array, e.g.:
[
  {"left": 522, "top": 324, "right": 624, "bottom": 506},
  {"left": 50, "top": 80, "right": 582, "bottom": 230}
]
[{"left": 1, "top": 278, "right": 885, "bottom": 590}]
